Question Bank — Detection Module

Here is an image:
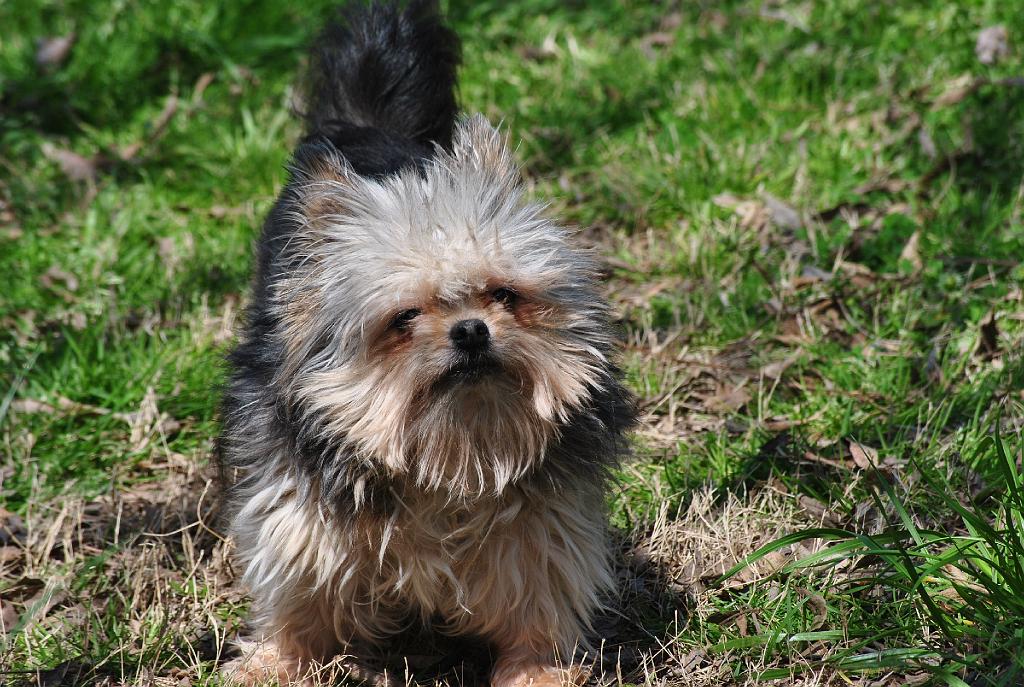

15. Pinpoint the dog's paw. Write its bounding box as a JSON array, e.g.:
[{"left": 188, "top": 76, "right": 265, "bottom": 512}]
[
  {"left": 491, "top": 660, "right": 585, "bottom": 687},
  {"left": 221, "top": 640, "right": 311, "bottom": 687}
]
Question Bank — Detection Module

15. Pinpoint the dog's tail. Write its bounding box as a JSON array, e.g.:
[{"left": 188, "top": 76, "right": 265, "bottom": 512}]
[{"left": 303, "top": 0, "right": 461, "bottom": 150}]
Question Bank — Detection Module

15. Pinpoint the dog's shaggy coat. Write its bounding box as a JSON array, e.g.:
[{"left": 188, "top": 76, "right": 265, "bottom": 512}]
[{"left": 218, "top": 2, "right": 636, "bottom": 685}]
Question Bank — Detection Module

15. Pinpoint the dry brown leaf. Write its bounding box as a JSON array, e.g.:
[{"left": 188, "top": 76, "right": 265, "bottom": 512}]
[
  {"left": 934, "top": 74, "right": 980, "bottom": 107},
  {"left": 12, "top": 395, "right": 109, "bottom": 417},
  {"left": 158, "top": 236, "right": 178, "bottom": 262},
  {"left": 852, "top": 177, "right": 909, "bottom": 195},
  {"left": 714, "top": 193, "right": 771, "bottom": 230},
  {"left": 761, "top": 417, "right": 806, "bottom": 431},
  {"left": 712, "top": 192, "right": 742, "bottom": 209},
  {"left": 192, "top": 72, "right": 215, "bottom": 103},
  {"left": 0, "top": 508, "right": 27, "bottom": 546},
  {"left": 761, "top": 192, "right": 801, "bottom": 230},
  {"left": 976, "top": 25, "right": 1010, "bottom": 65},
  {"left": 2, "top": 576, "right": 44, "bottom": 601},
  {"left": 899, "top": 230, "right": 923, "bottom": 272},
  {"left": 35, "top": 34, "right": 75, "bottom": 68},
  {"left": 10, "top": 398, "right": 57, "bottom": 414},
  {"left": 120, "top": 96, "right": 179, "bottom": 161},
  {"left": 704, "top": 384, "right": 751, "bottom": 413},
  {"left": 640, "top": 31, "right": 675, "bottom": 57},
  {"left": 798, "top": 495, "right": 842, "bottom": 527},
  {"left": 836, "top": 260, "right": 878, "bottom": 288},
  {"left": 0, "top": 545, "right": 22, "bottom": 565},
  {"left": 975, "top": 310, "right": 1000, "bottom": 359},
  {"left": 848, "top": 441, "right": 878, "bottom": 470},
  {"left": 803, "top": 591, "right": 828, "bottom": 630},
  {"left": 39, "top": 264, "right": 79, "bottom": 292},
  {"left": 41, "top": 142, "right": 97, "bottom": 182},
  {"left": 918, "top": 127, "right": 938, "bottom": 159},
  {"left": 723, "top": 549, "right": 793, "bottom": 588},
  {"left": 1, "top": 599, "right": 19, "bottom": 632},
  {"left": 733, "top": 612, "right": 748, "bottom": 636},
  {"left": 801, "top": 450, "right": 848, "bottom": 470},
  {"left": 759, "top": 353, "right": 801, "bottom": 380}
]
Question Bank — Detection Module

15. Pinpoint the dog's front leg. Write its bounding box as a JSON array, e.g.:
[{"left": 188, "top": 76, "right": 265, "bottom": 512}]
[
  {"left": 490, "top": 647, "right": 583, "bottom": 687},
  {"left": 456, "top": 486, "right": 613, "bottom": 687}
]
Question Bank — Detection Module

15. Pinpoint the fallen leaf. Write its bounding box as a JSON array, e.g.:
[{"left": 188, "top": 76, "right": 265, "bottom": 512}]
[
  {"left": 899, "top": 230, "right": 923, "bottom": 271},
  {"left": 158, "top": 236, "right": 178, "bottom": 262},
  {"left": 35, "top": 34, "right": 75, "bottom": 68},
  {"left": 705, "top": 385, "right": 752, "bottom": 413},
  {"left": 759, "top": 353, "right": 801, "bottom": 380},
  {"left": 0, "top": 546, "right": 22, "bottom": 564},
  {"left": 120, "top": 96, "right": 179, "bottom": 161},
  {"left": 640, "top": 31, "right": 675, "bottom": 57},
  {"left": 934, "top": 74, "right": 980, "bottom": 107},
  {"left": 798, "top": 495, "right": 842, "bottom": 527},
  {"left": 918, "top": 127, "right": 938, "bottom": 159},
  {"left": 519, "top": 33, "right": 560, "bottom": 61},
  {"left": 975, "top": 310, "right": 1000, "bottom": 359},
  {"left": 660, "top": 12, "right": 683, "bottom": 31},
  {"left": 761, "top": 417, "right": 809, "bottom": 431},
  {"left": 1, "top": 599, "right": 19, "bottom": 632},
  {"left": 976, "top": 25, "right": 1010, "bottom": 65},
  {"left": 761, "top": 192, "right": 801, "bottom": 230},
  {"left": 796, "top": 265, "right": 834, "bottom": 285},
  {"left": 849, "top": 441, "right": 878, "bottom": 470},
  {"left": 192, "top": 72, "right": 215, "bottom": 104},
  {"left": 803, "top": 591, "right": 828, "bottom": 630},
  {"left": 65, "top": 311, "right": 87, "bottom": 330},
  {"left": 150, "top": 94, "right": 180, "bottom": 134},
  {"left": 39, "top": 265, "right": 79, "bottom": 292},
  {"left": 852, "top": 177, "right": 909, "bottom": 195},
  {"left": 0, "top": 509, "right": 26, "bottom": 546},
  {"left": 713, "top": 193, "right": 769, "bottom": 230},
  {"left": 721, "top": 549, "right": 793, "bottom": 588},
  {"left": 733, "top": 612, "right": 748, "bottom": 636},
  {"left": 712, "top": 192, "right": 742, "bottom": 209},
  {"left": 801, "top": 450, "right": 848, "bottom": 470},
  {"left": 1, "top": 576, "right": 44, "bottom": 601},
  {"left": 41, "top": 142, "right": 97, "bottom": 182},
  {"left": 11, "top": 395, "right": 110, "bottom": 417}
]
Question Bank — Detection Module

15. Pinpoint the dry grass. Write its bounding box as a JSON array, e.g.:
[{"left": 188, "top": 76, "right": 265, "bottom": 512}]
[
  {"left": 1, "top": 455, "right": 238, "bottom": 686},
  {"left": 0, "top": 449, "right": 887, "bottom": 685}
]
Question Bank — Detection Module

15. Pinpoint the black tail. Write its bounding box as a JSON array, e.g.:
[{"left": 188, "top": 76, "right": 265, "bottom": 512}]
[{"left": 304, "top": 0, "right": 461, "bottom": 151}]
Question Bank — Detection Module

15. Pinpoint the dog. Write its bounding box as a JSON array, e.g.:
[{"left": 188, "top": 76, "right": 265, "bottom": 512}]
[{"left": 217, "top": 1, "right": 635, "bottom": 685}]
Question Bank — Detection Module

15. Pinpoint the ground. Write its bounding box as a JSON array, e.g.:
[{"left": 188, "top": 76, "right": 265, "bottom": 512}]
[{"left": 2, "top": 1, "right": 1024, "bottom": 685}]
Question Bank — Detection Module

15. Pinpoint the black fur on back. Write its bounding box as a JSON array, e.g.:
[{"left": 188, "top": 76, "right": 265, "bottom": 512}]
[{"left": 301, "top": 0, "right": 461, "bottom": 177}]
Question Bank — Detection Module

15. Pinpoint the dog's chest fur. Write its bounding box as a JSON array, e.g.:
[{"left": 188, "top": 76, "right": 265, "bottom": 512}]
[
  {"left": 235, "top": 469, "right": 607, "bottom": 650},
  {"left": 370, "top": 491, "right": 523, "bottom": 611}
]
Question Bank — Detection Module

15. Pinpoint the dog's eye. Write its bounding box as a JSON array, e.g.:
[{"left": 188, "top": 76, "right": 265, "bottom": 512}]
[
  {"left": 491, "top": 287, "right": 518, "bottom": 307},
  {"left": 391, "top": 308, "right": 421, "bottom": 330}
]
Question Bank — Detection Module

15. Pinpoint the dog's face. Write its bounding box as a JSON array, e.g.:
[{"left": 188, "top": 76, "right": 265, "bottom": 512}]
[{"left": 273, "top": 117, "right": 616, "bottom": 497}]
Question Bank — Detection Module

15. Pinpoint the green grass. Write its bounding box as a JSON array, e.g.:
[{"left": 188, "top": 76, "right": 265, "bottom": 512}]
[{"left": 2, "top": 0, "right": 1024, "bottom": 685}]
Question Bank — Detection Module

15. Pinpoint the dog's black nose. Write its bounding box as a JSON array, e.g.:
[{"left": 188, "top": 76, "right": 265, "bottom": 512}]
[{"left": 449, "top": 319, "right": 490, "bottom": 352}]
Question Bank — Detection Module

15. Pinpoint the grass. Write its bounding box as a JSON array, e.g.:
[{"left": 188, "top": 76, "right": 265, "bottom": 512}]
[{"left": 2, "top": 0, "right": 1023, "bottom": 684}]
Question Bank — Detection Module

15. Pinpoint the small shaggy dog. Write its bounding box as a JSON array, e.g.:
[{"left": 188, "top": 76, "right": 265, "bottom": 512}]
[{"left": 218, "top": 1, "right": 635, "bottom": 685}]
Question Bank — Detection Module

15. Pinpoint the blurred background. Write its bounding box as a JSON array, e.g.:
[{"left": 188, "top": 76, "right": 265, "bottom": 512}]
[{"left": 2, "top": 1, "right": 1024, "bottom": 685}]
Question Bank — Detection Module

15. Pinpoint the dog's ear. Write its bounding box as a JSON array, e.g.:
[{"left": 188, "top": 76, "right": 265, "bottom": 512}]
[
  {"left": 451, "top": 115, "right": 519, "bottom": 182},
  {"left": 289, "top": 140, "right": 353, "bottom": 223}
]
